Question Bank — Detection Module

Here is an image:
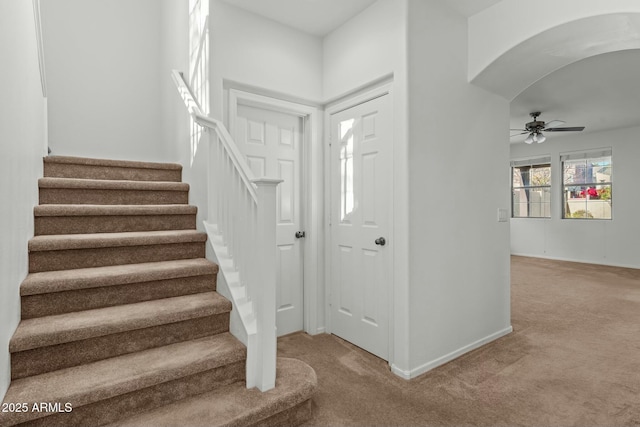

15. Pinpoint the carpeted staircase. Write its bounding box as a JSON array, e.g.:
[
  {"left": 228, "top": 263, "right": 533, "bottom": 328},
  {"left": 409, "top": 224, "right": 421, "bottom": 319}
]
[{"left": 0, "top": 156, "right": 316, "bottom": 427}]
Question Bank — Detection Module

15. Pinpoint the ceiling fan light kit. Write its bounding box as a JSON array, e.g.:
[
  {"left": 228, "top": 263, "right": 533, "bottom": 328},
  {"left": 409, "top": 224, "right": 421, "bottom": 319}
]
[
  {"left": 512, "top": 112, "right": 585, "bottom": 144},
  {"left": 524, "top": 132, "right": 546, "bottom": 144}
]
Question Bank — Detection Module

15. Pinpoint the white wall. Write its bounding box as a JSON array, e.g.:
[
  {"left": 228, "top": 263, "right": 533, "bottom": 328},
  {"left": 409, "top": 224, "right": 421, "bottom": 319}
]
[
  {"left": 0, "top": 0, "right": 47, "bottom": 401},
  {"left": 41, "top": 0, "right": 170, "bottom": 162},
  {"left": 160, "top": 0, "right": 190, "bottom": 164},
  {"left": 210, "top": 0, "right": 324, "bottom": 120},
  {"left": 323, "top": 0, "right": 406, "bottom": 101},
  {"left": 322, "top": 0, "right": 411, "bottom": 373},
  {"left": 511, "top": 126, "right": 640, "bottom": 268},
  {"left": 406, "top": 0, "right": 511, "bottom": 377}
]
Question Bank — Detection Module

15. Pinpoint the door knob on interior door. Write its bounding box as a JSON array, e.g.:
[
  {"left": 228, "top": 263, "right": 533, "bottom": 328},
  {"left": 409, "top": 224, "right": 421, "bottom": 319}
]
[
  {"left": 375, "top": 237, "right": 386, "bottom": 246},
  {"left": 295, "top": 231, "right": 306, "bottom": 239}
]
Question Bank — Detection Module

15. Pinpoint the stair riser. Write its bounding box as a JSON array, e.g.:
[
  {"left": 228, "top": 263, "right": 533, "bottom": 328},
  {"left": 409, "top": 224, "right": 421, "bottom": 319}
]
[
  {"left": 247, "top": 400, "right": 313, "bottom": 427},
  {"left": 39, "top": 188, "right": 189, "bottom": 205},
  {"left": 29, "top": 242, "right": 206, "bottom": 273},
  {"left": 22, "top": 275, "right": 216, "bottom": 319},
  {"left": 44, "top": 162, "right": 182, "bottom": 182},
  {"left": 12, "top": 314, "right": 230, "bottom": 379},
  {"left": 35, "top": 214, "right": 196, "bottom": 235},
  {"left": 19, "top": 361, "right": 245, "bottom": 427}
]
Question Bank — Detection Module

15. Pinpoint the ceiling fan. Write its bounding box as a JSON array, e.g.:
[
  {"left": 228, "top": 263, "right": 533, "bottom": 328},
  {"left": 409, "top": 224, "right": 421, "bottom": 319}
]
[{"left": 511, "top": 112, "right": 585, "bottom": 144}]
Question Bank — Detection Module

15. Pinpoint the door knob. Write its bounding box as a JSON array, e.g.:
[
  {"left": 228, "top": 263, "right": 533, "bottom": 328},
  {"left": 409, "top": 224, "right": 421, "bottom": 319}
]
[
  {"left": 375, "top": 237, "right": 386, "bottom": 246},
  {"left": 295, "top": 231, "right": 306, "bottom": 239}
]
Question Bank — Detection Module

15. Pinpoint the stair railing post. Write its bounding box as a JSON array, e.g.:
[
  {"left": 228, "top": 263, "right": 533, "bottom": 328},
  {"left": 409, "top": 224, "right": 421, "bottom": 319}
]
[{"left": 251, "top": 178, "right": 282, "bottom": 392}]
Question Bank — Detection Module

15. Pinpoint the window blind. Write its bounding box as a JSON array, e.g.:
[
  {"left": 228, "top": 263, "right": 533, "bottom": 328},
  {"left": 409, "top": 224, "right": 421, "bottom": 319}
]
[
  {"left": 560, "top": 148, "right": 612, "bottom": 162},
  {"left": 510, "top": 156, "right": 551, "bottom": 168}
]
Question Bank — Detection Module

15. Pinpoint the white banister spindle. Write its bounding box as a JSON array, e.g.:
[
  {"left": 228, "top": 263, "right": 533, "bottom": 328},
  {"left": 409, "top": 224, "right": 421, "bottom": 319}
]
[
  {"left": 244, "top": 193, "right": 251, "bottom": 274},
  {"left": 251, "top": 178, "right": 282, "bottom": 391},
  {"left": 247, "top": 195, "right": 257, "bottom": 303},
  {"left": 217, "top": 141, "right": 225, "bottom": 236},
  {"left": 233, "top": 174, "right": 240, "bottom": 266},
  {"left": 238, "top": 188, "right": 247, "bottom": 276},
  {"left": 223, "top": 156, "right": 231, "bottom": 246},
  {"left": 208, "top": 134, "right": 217, "bottom": 226}
]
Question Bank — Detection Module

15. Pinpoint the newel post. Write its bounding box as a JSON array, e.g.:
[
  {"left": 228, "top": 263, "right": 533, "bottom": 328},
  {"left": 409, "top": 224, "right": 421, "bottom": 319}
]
[{"left": 252, "top": 178, "right": 282, "bottom": 391}]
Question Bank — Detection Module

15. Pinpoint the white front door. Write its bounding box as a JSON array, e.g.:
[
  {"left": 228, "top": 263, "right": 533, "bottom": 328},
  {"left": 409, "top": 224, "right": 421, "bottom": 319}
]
[
  {"left": 329, "top": 94, "right": 392, "bottom": 360},
  {"left": 235, "top": 104, "right": 304, "bottom": 337}
]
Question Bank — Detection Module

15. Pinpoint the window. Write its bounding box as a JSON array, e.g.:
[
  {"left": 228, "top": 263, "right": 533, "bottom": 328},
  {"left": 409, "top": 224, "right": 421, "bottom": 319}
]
[
  {"left": 562, "top": 149, "right": 612, "bottom": 219},
  {"left": 511, "top": 157, "right": 551, "bottom": 218}
]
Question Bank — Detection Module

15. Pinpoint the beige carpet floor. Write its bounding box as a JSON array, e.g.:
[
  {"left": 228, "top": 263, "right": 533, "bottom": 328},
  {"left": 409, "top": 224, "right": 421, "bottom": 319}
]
[{"left": 278, "top": 256, "right": 640, "bottom": 426}]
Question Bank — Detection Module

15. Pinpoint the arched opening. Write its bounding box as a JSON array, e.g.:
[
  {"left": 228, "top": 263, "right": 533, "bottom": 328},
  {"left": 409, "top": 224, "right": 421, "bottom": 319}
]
[
  {"left": 471, "top": 12, "right": 640, "bottom": 101},
  {"left": 470, "top": 9, "right": 640, "bottom": 267}
]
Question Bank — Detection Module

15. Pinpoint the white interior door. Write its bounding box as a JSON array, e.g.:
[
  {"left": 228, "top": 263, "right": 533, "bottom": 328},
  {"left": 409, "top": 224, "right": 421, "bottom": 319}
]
[
  {"left": 235, "top": 104, "right": 304, "bottom": 337},
  {"left": 330, "top": 94, "right": 392, "bottom": 360}
]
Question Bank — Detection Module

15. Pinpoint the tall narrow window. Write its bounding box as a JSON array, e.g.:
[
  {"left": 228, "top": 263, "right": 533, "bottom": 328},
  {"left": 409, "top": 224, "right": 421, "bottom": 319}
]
[
  {"left": 188, "top": 0, "right": 209, "bottom": 164},
  {"left": 339, "top": 119, "right": 355, "bottom": 221},
  {"left": 562, "top": 149, "right": 612, "bottom": 219},
  {"left": 511, "top": 157, "right": 551, "bottom": 218}
]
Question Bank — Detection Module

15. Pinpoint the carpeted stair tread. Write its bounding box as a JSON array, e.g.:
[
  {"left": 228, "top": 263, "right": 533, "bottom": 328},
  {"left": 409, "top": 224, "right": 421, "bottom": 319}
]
[
  {"left": 39, "top": 177, "right": 189, "bottom": 191},
  {"left": 34, "top": 204, "right": 197, "bottom": 217},
  {"left": 29, "top": 230, "right": 206, "bottom": 252},
  {"left": 10, "top": 292, "right": 230, "bottom": 352},
  {"left": 21, "top": 259, "right": 217, "bottom": 296},
  {"left": 0, "top": 333, "right": 246, "bottom": 426},
  {"left": 44, "top": 155, "right": 182, "bottom": 171},
  {"left": 34, "top": 204, "right": 198, "bottom": 235},
  {"left": 107, "top": 357, "right": 317, "bottom": 427}
]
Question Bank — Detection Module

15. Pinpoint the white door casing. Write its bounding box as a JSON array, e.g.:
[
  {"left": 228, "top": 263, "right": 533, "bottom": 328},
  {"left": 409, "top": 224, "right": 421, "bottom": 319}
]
[
  {"left": 235, "top": 104, "right": 304, "bottom": 337},
  {"left": 329, "top": 93, "right": 392, "bottom": 360}
]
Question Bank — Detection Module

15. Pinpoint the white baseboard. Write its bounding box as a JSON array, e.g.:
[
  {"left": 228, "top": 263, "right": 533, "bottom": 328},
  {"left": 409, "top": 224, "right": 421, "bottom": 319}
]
[
  {"left": 390, "top": 363, "right": 412, "bottom": 380},
  {"left": 394, "top": 326, "right": 513, "bottom": 380}
]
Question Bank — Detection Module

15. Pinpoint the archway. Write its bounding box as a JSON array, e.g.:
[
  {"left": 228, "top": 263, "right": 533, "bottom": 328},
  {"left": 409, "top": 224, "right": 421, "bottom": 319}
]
[
  {"left": 470, "top": 4, "right": 640, "bottom": 267},
  {"left": 469, "top": 10, "right": 640, "bottom": 100}
]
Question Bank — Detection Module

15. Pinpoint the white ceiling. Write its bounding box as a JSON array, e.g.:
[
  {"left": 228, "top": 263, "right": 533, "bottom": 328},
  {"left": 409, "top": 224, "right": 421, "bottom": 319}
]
[
  {"left": 446, "top": 0, "right": 502, "bottom": 17},
  {"left": 220, "top": 0, "right": 377, "bottom": 36},
  {"left": 510, "top": 49, "right": 640, "bottom": 143},
  {"left": 220, "top": 0, "right": 500, "bottom": 37}
]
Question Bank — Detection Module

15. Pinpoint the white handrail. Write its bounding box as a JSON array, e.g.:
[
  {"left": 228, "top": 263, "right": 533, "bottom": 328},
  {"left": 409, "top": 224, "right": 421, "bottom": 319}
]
[
  {"left": 172, "top": 69, "right": 279, "bottom": 392},
  {"left": 171, "top": 70, "right": 257, "bottom": 201},
  {"left": 193, "top": 114, "right": 258, "bottom": 202}
]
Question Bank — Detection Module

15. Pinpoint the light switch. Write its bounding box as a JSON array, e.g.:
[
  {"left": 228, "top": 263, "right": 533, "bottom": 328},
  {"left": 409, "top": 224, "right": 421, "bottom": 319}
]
[{"left": 498, "top": 208, "right": 509, "bottom": 222}]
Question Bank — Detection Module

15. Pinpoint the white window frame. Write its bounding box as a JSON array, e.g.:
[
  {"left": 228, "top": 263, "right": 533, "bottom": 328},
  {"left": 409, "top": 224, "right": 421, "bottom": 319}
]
[
  {"left": 511, "top": 156, "right": 552, "bottom": 219},
  {"left": 561, "top": 148, "right": 612, "bottom": 220}
]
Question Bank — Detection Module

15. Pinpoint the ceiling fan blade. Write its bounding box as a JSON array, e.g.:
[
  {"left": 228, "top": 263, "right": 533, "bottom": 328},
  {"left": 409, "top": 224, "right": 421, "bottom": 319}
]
[
  {"left": 510, "top": 128, "right": 526, "bottom": 131},
  {"left": 510, "top": 132, "right": 528, "bottom": 137},
  {"left": 545, "top": 127, "right": 585, "bottom": 132},
  {"left": 544, "top": 120, "right": 565, "bottom": 128}
]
